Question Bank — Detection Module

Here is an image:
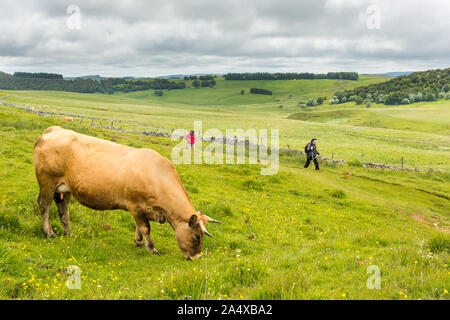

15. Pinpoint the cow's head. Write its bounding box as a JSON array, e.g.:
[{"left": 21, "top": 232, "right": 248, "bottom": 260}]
[{"left": 176, "top": 210, "right": 220, "bottom": 260}]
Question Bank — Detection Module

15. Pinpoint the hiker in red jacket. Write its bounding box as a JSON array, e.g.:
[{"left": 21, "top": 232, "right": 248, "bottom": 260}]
[{"left": 186, "top": 130, "right": 195, "bottom": 149}]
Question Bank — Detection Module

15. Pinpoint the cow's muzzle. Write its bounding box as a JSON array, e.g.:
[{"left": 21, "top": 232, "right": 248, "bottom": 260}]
[{"left": 186, "top": 253, "right": 203, "bottom": 260}]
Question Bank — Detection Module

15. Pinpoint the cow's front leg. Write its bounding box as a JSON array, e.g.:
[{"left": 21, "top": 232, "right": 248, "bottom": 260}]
[{"left": 135, "top": 217, "right": 161, "bottom": 256}]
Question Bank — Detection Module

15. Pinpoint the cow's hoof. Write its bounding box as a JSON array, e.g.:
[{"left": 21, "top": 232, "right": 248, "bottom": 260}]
[{"left": 152, "top": 248, "right": 161, "bottom": 256}]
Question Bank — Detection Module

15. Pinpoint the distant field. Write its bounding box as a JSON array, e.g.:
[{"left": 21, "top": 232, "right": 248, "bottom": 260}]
[
  {"left": 289, "top": 101, "right": 450, "bottom": 135},
  {"left": 118, "top": 75, "right": 390, "bottom": 107},
  {"left": 1, "top": 74, "right": 449, "bottom": 170},
  {"left": 0, "top": 105, "right": 448, "bottom": 300}
]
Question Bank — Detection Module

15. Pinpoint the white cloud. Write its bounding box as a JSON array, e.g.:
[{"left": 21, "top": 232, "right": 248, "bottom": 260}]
[{"left": 0, "top": 0, "right": 448, "bottom": 76}]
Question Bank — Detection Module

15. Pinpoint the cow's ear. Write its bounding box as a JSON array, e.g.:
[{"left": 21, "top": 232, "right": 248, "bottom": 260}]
[{"left": 188, "top": 215, "right": 198, "bottom": 228}]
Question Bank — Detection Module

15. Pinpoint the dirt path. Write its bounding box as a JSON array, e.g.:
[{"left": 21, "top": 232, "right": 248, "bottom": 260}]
[{"left": 412, "top": 214, "right": 449, "bottom": 233}]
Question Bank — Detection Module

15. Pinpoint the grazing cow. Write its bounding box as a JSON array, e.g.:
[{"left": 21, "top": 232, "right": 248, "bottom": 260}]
[
  {"left": 33, "top": 126, "right": 220, "bottom": 259},
  {"left": 61, "top": 117, "right": 74, "bottom": 122}
]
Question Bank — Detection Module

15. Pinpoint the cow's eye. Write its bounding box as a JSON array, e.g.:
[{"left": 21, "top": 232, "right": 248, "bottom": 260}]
[{"left": 195, "top": 234, "right": 202, "bottom": 241}]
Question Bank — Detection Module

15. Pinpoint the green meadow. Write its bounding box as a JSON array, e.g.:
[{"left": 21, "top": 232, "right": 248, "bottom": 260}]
[
  {"left": 2, "top": 76, "right": 449, "bottom": 170},
  {"left": 0, "top": 75, "right": 448, "bottom": 300}
]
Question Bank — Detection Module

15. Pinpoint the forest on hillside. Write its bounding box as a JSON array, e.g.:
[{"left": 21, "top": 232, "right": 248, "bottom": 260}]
[
  {"left": 331, "top": 68, "right": 450, "bottom": 105},
  {"left": 0, "top": 72, "right": 186, "bottom": 94}
]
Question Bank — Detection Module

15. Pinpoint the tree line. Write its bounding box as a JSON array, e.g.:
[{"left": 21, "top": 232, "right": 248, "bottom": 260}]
[
  {"left": 250, "top": 88, "right": 272, "bottom": 95},
  {"left": 224, "top": 72, "right": 359, "bottom": 81},
  {"left": 183, "top": 75, "right": 216, "bottom": 81},
  {"left": 0, "top": 72, "right": 187, "bottom": 94},
  {"left": 330, "top": 68, "right": 450, "bottom": 105},
  {"left": 13, "top": 72, "right": 64, "bottom": 80}
]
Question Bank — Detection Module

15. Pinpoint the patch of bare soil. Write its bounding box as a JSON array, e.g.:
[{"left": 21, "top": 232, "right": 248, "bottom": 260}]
[{"left": 411, "top": 214, "right": 449, "bottom": 233}]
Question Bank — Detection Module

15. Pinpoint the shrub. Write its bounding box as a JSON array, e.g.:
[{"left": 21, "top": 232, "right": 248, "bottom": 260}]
[
  {"left": 250, "top": 88, "right": 272, "bottom": 95},
  {"left": 329, "top": 96, "right": 340, "bottom": 105},
  {"left": 347, "top": 160, "right": 362, "bottom": 167},
  {"left": 376, "top": 94, "right": 385, "bottom": 104},
  {"left": 428, "top": 234, "right": 449, "bottom": 253},
  {"left": 330, "top": 189, "right": 346, "bottom": 199},
  {"left": 355, "top": 96, "right": 364, "bottom": 105},
  {"left": 385, "top": 92, "right": 409, "bottom": 105},
  {"left": 316, "top": 97, "right": 324, "bottom": 105},
  {"left": 424, "top": 90, "right": 436, "bottom": 101},
  {"left": 154, "top": 90, "right": 163, "bottom": 96}
]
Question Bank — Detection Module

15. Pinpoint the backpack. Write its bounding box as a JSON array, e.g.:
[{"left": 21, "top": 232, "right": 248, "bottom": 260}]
[{"left": 304, "top": 143, "right": 310, "bottom": 153}]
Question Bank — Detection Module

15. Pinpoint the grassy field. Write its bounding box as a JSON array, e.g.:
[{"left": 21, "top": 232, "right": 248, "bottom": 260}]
[
  {"left": 0, "top": 76, "right": 449, "bottom": 300},
  {"left": 289, "top": 101, "right": 450, "bottom": 135},
  {"left": 1, "top": 75, "right": 449, "bottom": 170},
  {"left": 120, "top": 75, "right": 389, "bottom": 107}
]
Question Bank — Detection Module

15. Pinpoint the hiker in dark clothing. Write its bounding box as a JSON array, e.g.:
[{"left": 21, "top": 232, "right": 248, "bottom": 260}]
[{"left": 304, "top": 138, "right": 320, "bottom": 170}]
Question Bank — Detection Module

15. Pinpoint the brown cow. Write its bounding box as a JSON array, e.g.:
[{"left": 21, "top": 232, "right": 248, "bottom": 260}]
[
  {"left": 61, "top": 117, "right": 74, "bottom": 122},
  {"left": 33, "top": 126, "right": 220, "bottom": 259}
]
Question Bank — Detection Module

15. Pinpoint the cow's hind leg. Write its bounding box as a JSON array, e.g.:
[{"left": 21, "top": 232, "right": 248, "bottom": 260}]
[
  {"left": 134, "top": 226, "right": 144, "bottom": 247},
  {"left": 55, "top": 192, "right": 73, "bottom": 237},
  {"left": 134, "top": 216, "right": 160, "bottom": 255},
  {"left": 37, "top": 189, "right": 55, "bottom": 238}
]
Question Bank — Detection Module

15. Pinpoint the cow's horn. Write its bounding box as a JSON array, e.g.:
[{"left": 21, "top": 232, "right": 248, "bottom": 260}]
[
  {"left": 199, "top": 220, "right": 214, "bottom": 238},
  {"left": 205, "top": 215, "right": 221, "bottom": 224}
]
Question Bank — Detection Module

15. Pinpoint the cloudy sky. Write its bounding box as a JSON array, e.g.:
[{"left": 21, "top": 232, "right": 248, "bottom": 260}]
[{"left": 0, "top": 0, "right": 449, "bottom": 77}]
